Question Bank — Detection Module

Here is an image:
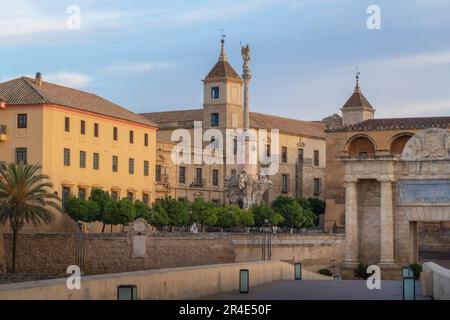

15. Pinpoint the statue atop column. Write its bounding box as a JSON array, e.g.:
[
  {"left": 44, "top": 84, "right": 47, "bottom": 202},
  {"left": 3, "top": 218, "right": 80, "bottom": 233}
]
[{"left": 224, "top": 43, "right": 272, "bottom": 209}]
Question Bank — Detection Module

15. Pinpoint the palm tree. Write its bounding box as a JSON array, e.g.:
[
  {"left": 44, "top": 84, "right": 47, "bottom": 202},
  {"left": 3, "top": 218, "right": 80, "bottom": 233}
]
[{"left": 0, "top": 163, "right": 60, "bottom": 273}]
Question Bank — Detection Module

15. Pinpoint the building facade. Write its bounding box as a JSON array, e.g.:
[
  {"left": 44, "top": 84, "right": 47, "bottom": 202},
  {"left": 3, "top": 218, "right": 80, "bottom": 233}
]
[
  {"left": 324, "top": 77, "right": 450, "bottom": 278},
  {"left": 0, "top": 73, "right": 158, "bottom": 234},
  {"left": 144, "top": 41, "right": 326, "bottom": 204}
]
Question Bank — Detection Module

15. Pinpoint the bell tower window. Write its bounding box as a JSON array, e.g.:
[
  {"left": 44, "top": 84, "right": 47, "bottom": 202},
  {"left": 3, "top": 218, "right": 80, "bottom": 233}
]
[
  {"left": 211, "top": 113, "right": 219, "bottom": 127},
  {"left": 211, "top": 86, "right": 220, "bottom": 99}
]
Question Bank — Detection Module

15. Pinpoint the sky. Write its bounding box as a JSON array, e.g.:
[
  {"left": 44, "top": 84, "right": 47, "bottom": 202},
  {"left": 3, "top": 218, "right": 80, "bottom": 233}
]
[{"left": 1, "top": 0, "right": 450, "bottom": 120}]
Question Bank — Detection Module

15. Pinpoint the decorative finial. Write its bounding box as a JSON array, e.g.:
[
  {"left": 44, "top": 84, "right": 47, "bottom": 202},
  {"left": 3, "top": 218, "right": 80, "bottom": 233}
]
[
  {"left": 355, "top": 67, "right": 361, "bottom": 93},
  {"left": 219, "top": 29, "right": 227, "bottom": 61}
]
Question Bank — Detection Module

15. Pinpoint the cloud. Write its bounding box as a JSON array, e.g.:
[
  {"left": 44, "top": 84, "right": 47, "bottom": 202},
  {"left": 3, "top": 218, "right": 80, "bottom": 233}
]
[
  {"left": 362, "top": 50, "right": 450, "bottom": 68},
  {"left": 105, "top": 62, "right": 176, "bottom": 73},
  {"left": 45, "top": 72, "right": 91, "bottom": 88},
  {"left": 379, "top": 99, "right": 450, "bottom": 118}
]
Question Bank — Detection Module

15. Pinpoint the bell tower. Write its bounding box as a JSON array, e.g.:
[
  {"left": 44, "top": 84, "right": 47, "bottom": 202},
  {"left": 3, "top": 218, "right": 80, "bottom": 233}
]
[{"left": 202, "top": 36, "right": 243, "bottom": 130}]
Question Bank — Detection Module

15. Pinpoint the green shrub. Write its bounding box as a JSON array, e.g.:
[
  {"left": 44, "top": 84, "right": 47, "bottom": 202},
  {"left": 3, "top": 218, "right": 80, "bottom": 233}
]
[
  {"left": 410, "top": 263, "right": 422, "bottom": 280},
  {"left": 353, "top": 263, "right": 370, "bottom": 280},
  {"left": 318, "top": 268, "right": 333, "bottom": 276},
  {"left": 251, "top": 204, "right": 284, "bottom": 226}
]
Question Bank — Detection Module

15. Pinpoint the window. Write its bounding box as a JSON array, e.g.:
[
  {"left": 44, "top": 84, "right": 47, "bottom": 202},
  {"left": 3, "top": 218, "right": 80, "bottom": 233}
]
[
  {"left": 143, "top": 160, "right": 149, "bottom": 176},
  {"left": 129, "top": 130, "right": 134, "bottom": 144},
  {"left": 359, "top": 152, "right": 368, "bottom": 157},
  {"left": 129, "top": 158, "right": 135, "bottom": 174},
  {"left": 155, "top": 165, "right": 161, "bottom": 182},
  {"left": 62, "top": 186, "right": 70, "bottom": 204},
  {"left": 281, "top": 174, "right": 289, "bottom": 193},
  {"left": 111, "top": 191, "right": 118, "bottom": 201},
  {"left": 179, "top": 166, "right": 186, "bottom": 184},
  {"left": 195, "top": 168, "right": 203, "bottom": 185},
  {"left": 112, "top": 155, "right": 118, "bottom": 172},
  {"left": 80, "top": 151, "right": 86, "bottom": 168},
  {"left": 211, "top": 113, "right": 219, "bottom": 127},
  {"left": 142, "top": 194, "right": 149, "bottom": 206},
  {"left": 144, "top": 133, "right": 149, "bottom": 147},
  {"left": 314, "top": 150, "right": 320, "bottom": 166},
  {"left": 127, "top": 192, "right": 134, "bottom": 201},
  {"left": 78, "top": 188, "right": 86, "bottom": 200},
  {"left": 17, "top": 114, "right": 27, "bottom": 129},
  {"left": 94, "top": 123, "right": 99, "bottom": 138},
  {"left": 213, "top": 169, "right": 219, "bottom": 186},
  {"left": 93, "top": 153, "right": 99, "bottom": 170},
  {"left": 15, "top": 148, "right": 27, "bottom": 164},
  {"left": 314, "top": 178, "right": 321, "bottom": 196},
  {"left": 64, "top": 117, "right": 70, "bottom": 132},
  {"left": 266, "top": 144, "right": 271, "bottom": 157},
  {"left": 211, "top": 86, "right": 219, "bottom": 99},
  {"left": 282, "top": 147, "right": 288, "bottom": 163},
  {"left": 233, "top": 137, "right": 237, "bottom": 155},
  {"left": 64, "top": 148, "right": 70, "bottom": 166},
  {"left": 298, "top": 148, "right": 304, "bottom": 163},
  {"left": 113, "top": 127, "right": 118, "bottom": 141},
  {"left": 80, "top": 120, "right": 86, "bottom": 135}
]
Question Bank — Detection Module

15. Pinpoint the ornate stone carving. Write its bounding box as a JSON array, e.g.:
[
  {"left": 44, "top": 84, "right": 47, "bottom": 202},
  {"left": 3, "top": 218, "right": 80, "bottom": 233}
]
[
  {"left": 224, "top": 170, "right": 272, "bottom": 209},
  {"left": 401, "top": 128, "right": 450, "bottom": 161}
]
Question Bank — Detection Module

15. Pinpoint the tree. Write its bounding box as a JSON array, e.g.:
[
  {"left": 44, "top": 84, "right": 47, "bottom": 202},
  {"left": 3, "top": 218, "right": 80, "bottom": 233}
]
[
  {"left": 190, "top": 198, "right": 218, "bottom": 232},
  {"left": 215, "top": 206, "right": 235, "bottom": 230},
  {"left": 234, "top": 207, "right": 254, "bottom": 229},
  {"left": 0, "top": 163, "right": 60, "bottom": 273},
  {"left": 134, "top": 200, "right": 150, "bottom": 222},
  {"left": 89, "top": 188, "right": 113, "bottom": 232},
  {"left": 307, "top": 197, "right": 326, "bottom": 215},
  {"left": 150, "top": 204, "right": 169, "bottom": 231},
  {"left": 272, "top": 196, "right": 315, "bottom": 232},
  {"left": 64, "top": 196, "right": 99, "bottom": 222},
  {"left": 251, "top": 204, "right": 284, "bottom": 226},
  {"left": 104, "top": 198, "right": 136, "bottom": 232},
  {"left": 159, "top": 197, "right": 189, "bottom": 231}
]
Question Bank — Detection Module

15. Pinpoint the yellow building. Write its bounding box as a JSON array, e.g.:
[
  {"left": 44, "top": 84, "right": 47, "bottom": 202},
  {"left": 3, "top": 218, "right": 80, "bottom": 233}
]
[
  {"left": 0, "top": 72, "right": 158, "bottom": 234},
  {"left": 144, "top": 40, "right": 326, "bottom": 204}
]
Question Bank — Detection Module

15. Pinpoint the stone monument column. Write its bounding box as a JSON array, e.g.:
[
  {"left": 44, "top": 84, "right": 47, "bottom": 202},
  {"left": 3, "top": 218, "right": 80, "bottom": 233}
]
[
  {"left": 343, "top": 178, "right": 359, "bottom": 266},
  {"left": 379, "top": 179, "right": 395, "bottom": 265}
]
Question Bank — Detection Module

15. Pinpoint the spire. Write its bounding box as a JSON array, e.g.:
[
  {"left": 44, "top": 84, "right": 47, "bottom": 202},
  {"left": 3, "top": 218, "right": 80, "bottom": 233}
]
[
  {"left": 354, "top": 67, "right": 361, "bottom": 93},
  {"left": 219, "top": 30, "right": 227, "bottom": 62}
]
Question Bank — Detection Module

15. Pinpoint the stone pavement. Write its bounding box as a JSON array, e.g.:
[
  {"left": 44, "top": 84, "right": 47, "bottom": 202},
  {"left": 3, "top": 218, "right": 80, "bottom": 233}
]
[{"left": 206, "top": 280, "right": 430, "bottom": 300}]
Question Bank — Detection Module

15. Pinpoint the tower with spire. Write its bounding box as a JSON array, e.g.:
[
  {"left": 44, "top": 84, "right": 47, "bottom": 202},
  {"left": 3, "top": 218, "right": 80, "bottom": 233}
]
[
  {"left": 341, "top": 71, "right": 375, "bottom": 126},
  {"left": 202, "top": 36, "right": 243, "bottom": 130}
]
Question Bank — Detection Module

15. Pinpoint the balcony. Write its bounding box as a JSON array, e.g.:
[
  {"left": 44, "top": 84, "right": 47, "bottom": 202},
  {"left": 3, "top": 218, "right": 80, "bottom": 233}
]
[
  {"left": 0, "top": 125, "right": 6, "bottom": 141},
  {"left": 190, "top": 178, "right": 206, "bottom": 188}
]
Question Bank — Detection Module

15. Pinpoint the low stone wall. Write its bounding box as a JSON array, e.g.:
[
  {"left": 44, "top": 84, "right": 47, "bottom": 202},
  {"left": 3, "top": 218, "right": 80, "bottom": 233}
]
[
  {"left": 0, "top": 261, "right": 331, "bottom": 300},
  {"left": 422, "top": 262, "right": 450, "bottom": 300},
  {"left": 1, "top": 232, "right": 344, "bottom": 275}
]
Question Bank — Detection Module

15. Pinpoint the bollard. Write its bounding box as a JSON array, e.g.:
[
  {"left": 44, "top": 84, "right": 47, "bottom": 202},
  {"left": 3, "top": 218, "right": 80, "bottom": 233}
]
[
  {"left": 117, "top": 285, "right": 138, "bottom": 300},
  {"left": 294, "top": 263, "right": 302, "bottom": 280},
  {"left": 402, "top": 277, "right": 415, "bottom": 300},
  {"left": 239, "top": 269, "right": 249, "bottom": 294}
]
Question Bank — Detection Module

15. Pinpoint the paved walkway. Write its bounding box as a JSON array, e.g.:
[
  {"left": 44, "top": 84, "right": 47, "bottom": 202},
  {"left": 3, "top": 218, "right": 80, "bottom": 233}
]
[{"left": 206, "top": 280, "right": 430, "bottom": 300}]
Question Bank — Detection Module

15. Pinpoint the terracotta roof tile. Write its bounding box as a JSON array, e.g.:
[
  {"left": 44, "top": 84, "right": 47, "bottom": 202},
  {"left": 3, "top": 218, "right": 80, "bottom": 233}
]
[
  {"left": 342, "top": 91, "right": 374, "bottom": 109},
  {"left": 328, "top": 117, "right": 450, "bottom": 132},
  {"left": 143, "top": 109, "right": 325, "bottom": 139},
  {"left": 205, "top": 60, "right": 241, "bottom": 80},
  {"left": 0, "top": 77, "right": 157, "bottom": 128}
]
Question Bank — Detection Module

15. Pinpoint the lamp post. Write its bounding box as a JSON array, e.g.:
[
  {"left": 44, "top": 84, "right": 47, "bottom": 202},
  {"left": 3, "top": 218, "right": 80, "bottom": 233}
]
[{"left": 261, "top": 219, "right": 272, "bottom": 261}]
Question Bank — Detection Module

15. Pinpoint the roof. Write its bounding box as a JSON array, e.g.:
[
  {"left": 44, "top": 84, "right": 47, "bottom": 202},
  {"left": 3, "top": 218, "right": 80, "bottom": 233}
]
[
  {"left": 141, "top": 109, "right": 203, "bottom": 124},
  {"left": 342, "top": 90, "right": 374, "bottom": 109},
  {"left": 205, "top": 60, "right": 241, "bottom": 80},
  {"left": 0, "top": 76, "right": 158, "bottom": 128},
  {"left": 327, "top": 116, "right": 450, "bottom": 132},
  {"left": 143, "top": 109, "right": 326, "bottom": 139}
]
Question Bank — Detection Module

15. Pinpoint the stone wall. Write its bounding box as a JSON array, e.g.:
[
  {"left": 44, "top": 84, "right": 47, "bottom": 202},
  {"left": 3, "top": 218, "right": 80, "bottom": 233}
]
[{"left": 2, "top": 232, "right": 344, "bottom": 275}]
